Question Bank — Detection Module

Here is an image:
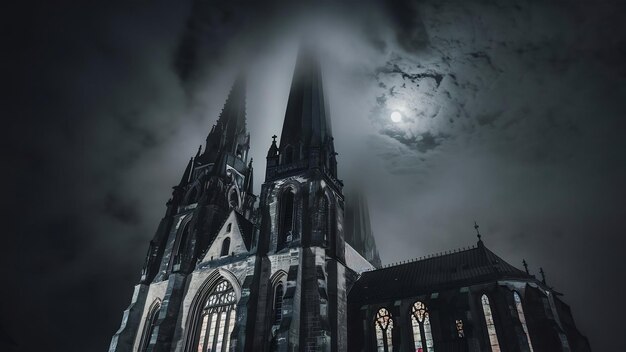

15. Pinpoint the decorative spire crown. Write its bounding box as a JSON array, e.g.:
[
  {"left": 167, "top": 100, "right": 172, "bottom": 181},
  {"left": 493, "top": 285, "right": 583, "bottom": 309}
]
[{"left": 474, "top": 221, "right": 483, "bottom": 246}]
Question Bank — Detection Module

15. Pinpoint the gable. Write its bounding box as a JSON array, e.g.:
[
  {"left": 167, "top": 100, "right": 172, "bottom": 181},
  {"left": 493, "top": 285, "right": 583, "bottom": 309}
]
[{"left": 200, "top": 210, "right": 252, "bottom": 263}]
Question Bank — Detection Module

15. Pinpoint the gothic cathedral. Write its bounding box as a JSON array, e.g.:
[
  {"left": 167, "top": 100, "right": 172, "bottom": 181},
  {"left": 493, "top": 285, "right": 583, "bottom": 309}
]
[{"left": 110, "top": 48, "right": 590, "bottom": 352}]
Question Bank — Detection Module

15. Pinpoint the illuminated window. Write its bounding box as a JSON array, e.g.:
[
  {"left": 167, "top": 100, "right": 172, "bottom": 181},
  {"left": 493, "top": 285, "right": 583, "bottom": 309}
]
[
  {"left": 456, "top": 319, "right": 465, "bottom": 338},
  {"left": 375, "top": 308, "right": 393, "bottom": 352},
  {"left": 196, "top": 279, "right": 237, "bottom": 352},
  {"left": 273, "top": 282, "right": 284, "bottom": 323},
  {"left": 139, "top": 301, "right": 160, "bottom": 351},
  {"left": 514, "top": 292, "right": 534, "bottom": 351},
  {"left": 411, "top": 301, "right": 434, "bottom": 352},
  {"left": 481, "top": 294, "right": 501, "bottom": 352},
  {"left": 220, "top": 238, "right": 230, "bottom": 257}
]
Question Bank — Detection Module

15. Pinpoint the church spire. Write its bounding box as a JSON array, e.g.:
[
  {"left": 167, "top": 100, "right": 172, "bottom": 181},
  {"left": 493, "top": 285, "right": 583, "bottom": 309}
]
[
  {"left": 199, "top": 74, "right": 248, "bottom": 165},
  {"left": 215, "top": 74, "right": 246, "bottom": 149},
  {"left": 268, "top": 44, "right": 338, "bottom": 181},
  {"left": 178, "top": 157, "right": 193, "bottom": 187}
]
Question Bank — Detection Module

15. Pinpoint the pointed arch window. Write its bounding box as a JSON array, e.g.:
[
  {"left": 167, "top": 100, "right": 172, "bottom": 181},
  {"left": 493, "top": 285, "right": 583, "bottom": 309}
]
[
  {"left": 220, "top": 238, "right": 230, "bottom": 257},
  {"left": 278, "top": 189, "right": 295, "bottom": 249},
  {"left": 411, "top": 301, "right": 435, "bottom": 352},
  {"left": 139, "top": 301, "right": 161, "bottom": 351},
  {"left": 481, "top": 294, "right": 501, "bottom": 352},
  {"left": 273, "top": 282, "right": 284, "bottom": 323},
  {"left": 172, "top": 222, "right": 191, "bottom": 269},
  {"left": 375, "top": 308, "right": 393, "bottom": 352},
  {"left": 315, "top": 195, "right": 330, "bottom": 246},
  {"left": 195, "top": 279, "right": 237, "bottom": 352},
  {"left": 514, "top": 292, "right": 534, "bottom": 351}
]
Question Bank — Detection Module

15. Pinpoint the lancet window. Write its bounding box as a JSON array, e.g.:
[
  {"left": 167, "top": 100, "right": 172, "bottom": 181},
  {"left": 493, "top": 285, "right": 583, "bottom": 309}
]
[
  {"left": 455, "top": 319, "right": 465, "bottom": 338},
  {"left": 195, "top": 279, "right": 237, "bottom": 352},
  {"left": 273, "top": 282, "right": 284, "bottom": 323},
  {"left": 172, "top": 222, "right": 191, "bottom": 268},
  {"left": 481, "top": 294, "right": 501, "bottom": 352},
  {"left": 220, "top": 238, "right": 230, "bottom": 257},
  {"left": 139, "top": 301, "right": 160, "bottom": 351},
  {"left": 278, "top": 189, "right": 295, "bottom": 249},
  {"left": 375, "top": 308, "right": 393, "bottom": 352},
  {"left": 314, "top": 195, "right": 330, "bottom": 245},
  {"left": 514, "top": 292, "right": 534, "bottom": 351},
  {"left": 411, "top": 301, "right": 434, "bottom": 352}
]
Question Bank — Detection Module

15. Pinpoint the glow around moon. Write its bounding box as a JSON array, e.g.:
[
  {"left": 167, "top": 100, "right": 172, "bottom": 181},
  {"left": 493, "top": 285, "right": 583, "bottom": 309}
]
[{"left": 390, "top": 111, "right": 402, "bottom": 122}]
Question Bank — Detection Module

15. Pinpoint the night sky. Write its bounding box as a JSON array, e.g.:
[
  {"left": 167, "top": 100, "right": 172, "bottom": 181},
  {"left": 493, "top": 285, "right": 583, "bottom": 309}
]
[{"left": 4, "top": 0, "right": 626, "bottom": 351}]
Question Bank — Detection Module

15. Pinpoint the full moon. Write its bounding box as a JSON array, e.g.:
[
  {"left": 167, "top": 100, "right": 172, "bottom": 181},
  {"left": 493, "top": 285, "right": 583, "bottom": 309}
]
[{"left": 390, "top": 111, "right": 402, "bottom": 122}]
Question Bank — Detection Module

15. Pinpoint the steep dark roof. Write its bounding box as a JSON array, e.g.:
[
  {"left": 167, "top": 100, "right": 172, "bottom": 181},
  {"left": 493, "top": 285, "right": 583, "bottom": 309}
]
[
  {"left": 234, "top": 211, "right": 254, "bottom": 250},
  {"left": 280, "top": 46, "right": 332, "bottom": 151},
  {"left": 349, "top": 242, "right": 532, "bottom": 304}
]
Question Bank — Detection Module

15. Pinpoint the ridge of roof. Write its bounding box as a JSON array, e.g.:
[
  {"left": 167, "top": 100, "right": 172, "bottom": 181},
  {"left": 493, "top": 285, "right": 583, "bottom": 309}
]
[
  {"left": 350, "top": 243, "right": 532, "bottom": 303},
  {"left": 372, "top": 245, "right": 479, "bottom": 272}
]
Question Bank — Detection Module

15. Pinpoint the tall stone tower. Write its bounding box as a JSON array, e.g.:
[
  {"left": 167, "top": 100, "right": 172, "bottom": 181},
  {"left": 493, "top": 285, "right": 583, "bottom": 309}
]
[
  {"left": 344, "top": 190, "right": 382, "bottom": 269},
  {"left": 110, "top": 77, "right": 256, "bottom": 352},
  {"left": 252, "top": 47, "right": 347, "bottom": 352}
]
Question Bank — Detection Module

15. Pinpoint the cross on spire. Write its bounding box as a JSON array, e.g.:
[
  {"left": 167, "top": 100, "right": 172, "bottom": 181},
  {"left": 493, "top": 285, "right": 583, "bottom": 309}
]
[
  {"left": 523, "top": 259, "right": 529, "bottom": 274},
  {"left": 474, "top": 221, "right": 482, "bottom": 242},
  {"left": 272, "top": 135, "right": 277, "bottom": 142}
]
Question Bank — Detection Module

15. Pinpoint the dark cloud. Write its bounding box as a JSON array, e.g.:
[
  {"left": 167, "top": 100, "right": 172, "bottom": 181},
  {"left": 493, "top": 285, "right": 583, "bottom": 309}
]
[{"left": 3, "top": 0, "right": 626, "bottom": 351}]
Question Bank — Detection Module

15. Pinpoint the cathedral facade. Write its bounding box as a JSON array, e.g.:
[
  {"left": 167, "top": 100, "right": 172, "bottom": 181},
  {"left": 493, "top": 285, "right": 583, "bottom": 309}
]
[{"left": 109, "top": 49, "right": 589, "bottom": 352}]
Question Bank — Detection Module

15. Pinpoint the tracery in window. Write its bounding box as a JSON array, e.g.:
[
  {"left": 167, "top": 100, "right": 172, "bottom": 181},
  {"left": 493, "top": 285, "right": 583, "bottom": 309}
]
[
  {"left": 481, "top": 294, "right": 501, "bottom": 352},
  {"left": 411, "top": 301, "right": 434, "bottom": 352},
  {"left": 273, "top": 282, "right": 284, "bottom": 323},
  {"left": 195, "top": 279, "right": 237, "bottom": 352},
  {"left": 514, "top": 292, "right": 534, "bottom": 351},
  {"left": 375, "top": 308, "right": 393, "bottom": 352},
  {"left": 220, "top": 237, "right": 230, "bottom": 257},
  {"left": 278, "top": 189, "right": 295, "bottom": 249},
  {"left": 455, "top": 319, "right": 465, "bottom": 338}
]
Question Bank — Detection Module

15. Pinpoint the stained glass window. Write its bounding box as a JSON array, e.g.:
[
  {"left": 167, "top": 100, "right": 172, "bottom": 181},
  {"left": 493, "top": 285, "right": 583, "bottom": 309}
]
[
  {"left": 375, "top": 308, "right": 393, "bottom": 352},
  {"left": 514, "top": 292, "right": 534, "bottom": 351},
  {"left": 411, "top": 301, "right": 434, "bottom": 352},
  {"left": 481, "top": 294, "right": 501, "bottom": 352},
  {"left": 196, "top": 279, "right": 237, "bottom": 352},
  {"left": 455, "top": 319, "right": 465, "bottom": 338}
]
